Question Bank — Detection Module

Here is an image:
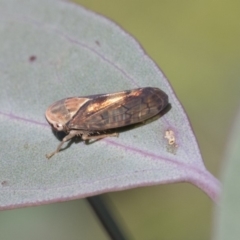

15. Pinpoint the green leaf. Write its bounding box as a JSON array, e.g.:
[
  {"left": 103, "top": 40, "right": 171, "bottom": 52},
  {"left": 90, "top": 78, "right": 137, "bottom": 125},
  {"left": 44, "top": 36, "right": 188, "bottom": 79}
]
[
  {"left": 213, "top": 108, "right": 240, "bottom": 239},
  {"left": 0, "top": 0, "right": 220, "bottom": 209}
]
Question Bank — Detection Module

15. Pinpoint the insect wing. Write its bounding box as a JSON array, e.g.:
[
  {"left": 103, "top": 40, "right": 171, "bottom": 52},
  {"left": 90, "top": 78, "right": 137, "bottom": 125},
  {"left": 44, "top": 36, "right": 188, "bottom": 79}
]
[{"left": 68, "top": 87, "right": 168, "bottom": 130}]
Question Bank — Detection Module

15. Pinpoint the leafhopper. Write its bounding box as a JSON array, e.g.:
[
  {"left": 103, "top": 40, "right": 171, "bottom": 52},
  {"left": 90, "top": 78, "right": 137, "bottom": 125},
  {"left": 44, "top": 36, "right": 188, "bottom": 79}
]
[{"left": 45, "top": 87, "right": 168, "bottom": 158}]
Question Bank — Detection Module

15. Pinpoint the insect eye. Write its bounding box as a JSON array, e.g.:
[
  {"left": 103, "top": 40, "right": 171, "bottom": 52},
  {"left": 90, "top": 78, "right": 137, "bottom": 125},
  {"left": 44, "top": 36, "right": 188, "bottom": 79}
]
[{"left": 53, "top": 123, "right": 63, "bottom": 131}]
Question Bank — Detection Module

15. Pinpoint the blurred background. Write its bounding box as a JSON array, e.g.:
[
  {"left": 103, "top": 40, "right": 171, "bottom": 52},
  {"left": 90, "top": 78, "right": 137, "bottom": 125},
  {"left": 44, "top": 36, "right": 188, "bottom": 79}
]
[{"left": 1, "top": 1, "right": 240, "bottom": 239}]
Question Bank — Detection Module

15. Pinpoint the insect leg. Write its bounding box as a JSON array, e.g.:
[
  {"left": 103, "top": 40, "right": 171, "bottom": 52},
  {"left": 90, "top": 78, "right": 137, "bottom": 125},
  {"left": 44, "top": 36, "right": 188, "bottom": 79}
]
[
  {"left": 82, "top": 132, "right": 119, "bottom": 141},
  {"left": 46, "top": 130, "right": 82, "bottom": 159},
  {"left": 46, "top": 131, "right": 118, "bottom": 159}
]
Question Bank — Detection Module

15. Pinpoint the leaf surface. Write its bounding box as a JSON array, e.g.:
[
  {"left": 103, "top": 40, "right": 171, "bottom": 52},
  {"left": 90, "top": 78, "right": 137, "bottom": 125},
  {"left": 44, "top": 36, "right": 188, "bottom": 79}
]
[{"left": 0, "top": 0, "right": 220, "bottom": 209}]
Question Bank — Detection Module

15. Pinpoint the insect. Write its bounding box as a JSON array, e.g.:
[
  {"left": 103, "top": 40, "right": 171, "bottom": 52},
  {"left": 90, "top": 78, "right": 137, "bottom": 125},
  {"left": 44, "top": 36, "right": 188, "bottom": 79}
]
[{"left": 45, "top": 87, "right": 169, "bottom": 158}]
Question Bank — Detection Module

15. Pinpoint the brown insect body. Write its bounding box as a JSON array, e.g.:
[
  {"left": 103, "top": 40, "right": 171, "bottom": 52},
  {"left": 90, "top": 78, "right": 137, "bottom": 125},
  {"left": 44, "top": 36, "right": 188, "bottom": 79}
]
[{"left": 45, "top": 87, "right": 168, "bottom": 158}]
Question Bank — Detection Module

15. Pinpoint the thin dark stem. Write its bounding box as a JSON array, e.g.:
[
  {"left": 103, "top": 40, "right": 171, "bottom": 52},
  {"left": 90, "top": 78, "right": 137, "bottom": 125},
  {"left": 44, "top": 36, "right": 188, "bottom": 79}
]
[{"left": 87, "top": 195, "right": 127, "bottom": 240}]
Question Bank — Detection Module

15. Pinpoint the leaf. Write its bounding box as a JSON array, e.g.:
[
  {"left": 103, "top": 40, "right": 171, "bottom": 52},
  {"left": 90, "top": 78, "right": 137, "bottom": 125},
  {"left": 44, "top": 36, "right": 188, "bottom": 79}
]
[
  {"left": 0, "top": 0, "right": 220, "bottom": 209},
  {"left": 213, "top": 108, "right": 240, "bottom": 240}
]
